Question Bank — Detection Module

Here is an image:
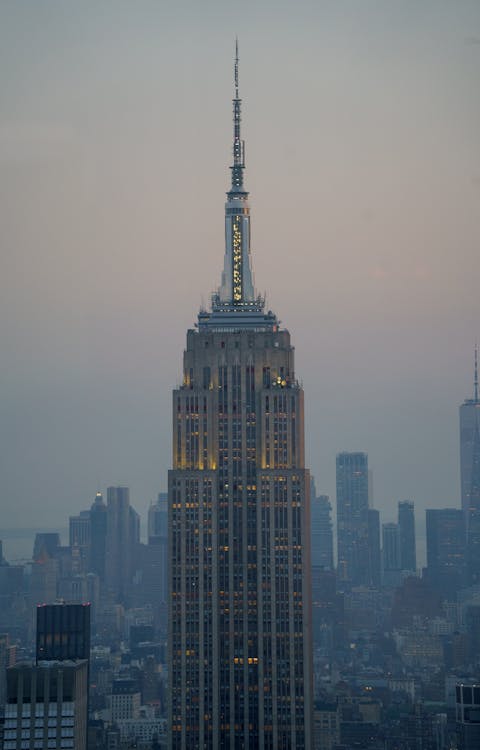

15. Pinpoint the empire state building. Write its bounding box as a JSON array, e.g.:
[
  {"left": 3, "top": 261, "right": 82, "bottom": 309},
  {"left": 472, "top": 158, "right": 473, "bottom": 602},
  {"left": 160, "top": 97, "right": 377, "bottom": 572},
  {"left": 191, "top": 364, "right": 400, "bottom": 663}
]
[{"left": 168, "top": 46, "right": 313, "bottom": 750}]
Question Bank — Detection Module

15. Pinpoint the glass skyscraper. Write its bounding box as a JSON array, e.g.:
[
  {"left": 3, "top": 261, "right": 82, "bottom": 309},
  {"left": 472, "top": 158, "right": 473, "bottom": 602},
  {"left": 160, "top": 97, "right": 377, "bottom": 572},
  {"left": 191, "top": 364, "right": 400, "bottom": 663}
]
[{"left": 168, "top": 46, "right": 313, "bottom": 750}]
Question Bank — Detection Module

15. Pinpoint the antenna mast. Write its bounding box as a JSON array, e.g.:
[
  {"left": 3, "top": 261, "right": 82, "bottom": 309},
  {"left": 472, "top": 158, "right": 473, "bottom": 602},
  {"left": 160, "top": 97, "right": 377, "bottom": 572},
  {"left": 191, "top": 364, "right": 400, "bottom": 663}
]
[{"left": 475, "top": 342, "right": 478, "bottom": 403}]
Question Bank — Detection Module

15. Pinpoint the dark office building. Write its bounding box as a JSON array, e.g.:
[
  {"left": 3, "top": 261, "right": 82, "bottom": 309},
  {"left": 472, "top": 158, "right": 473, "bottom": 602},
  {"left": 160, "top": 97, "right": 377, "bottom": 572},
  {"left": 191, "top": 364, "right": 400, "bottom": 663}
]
[
  {"left": 311, "top": 494, "right": 334, "bottom": 570},
  {"left": 36, "top": 603, "right": 91, "bottom": 663},
  {"left": 426, "top": 509, "right": 466, "bottom": 599},
  {"left": 4, "top": 660, "right": 88, "bottom": 750},
  {"left": 398, "top": 500, "right": 416, "bottom": 573},
  {"left": 336, "top": 452, "right": 370, "bottom": 586}
]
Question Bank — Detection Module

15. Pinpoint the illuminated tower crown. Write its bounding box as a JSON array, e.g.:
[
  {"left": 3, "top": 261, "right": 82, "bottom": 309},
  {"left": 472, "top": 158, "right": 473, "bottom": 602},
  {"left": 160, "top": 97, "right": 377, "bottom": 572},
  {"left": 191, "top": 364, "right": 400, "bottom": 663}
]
[{"left": 198, "top": 41, "right": 277, "bottom": 332}]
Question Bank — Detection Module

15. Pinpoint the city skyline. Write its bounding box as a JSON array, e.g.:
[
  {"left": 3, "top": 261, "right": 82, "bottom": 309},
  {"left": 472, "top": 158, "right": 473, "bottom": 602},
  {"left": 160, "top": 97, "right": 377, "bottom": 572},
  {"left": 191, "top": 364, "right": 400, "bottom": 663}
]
[
  {"left": 1, "top": 1, "right": 480, "bottom": 531},
  {"left": 2, "top": 7, "right": 480, "bottom": 749}
]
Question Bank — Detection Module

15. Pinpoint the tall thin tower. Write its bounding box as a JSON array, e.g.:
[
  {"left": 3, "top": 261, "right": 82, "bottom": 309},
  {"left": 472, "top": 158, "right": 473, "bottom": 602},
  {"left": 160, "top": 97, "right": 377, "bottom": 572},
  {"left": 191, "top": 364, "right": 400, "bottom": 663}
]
[
  {"left": 460, "top": 346, "right": 480, "bottom": 584},
  {"left": 460, "top": 346, "right": 480, "bottom": 520},
  {"left": 168, "top": 45, "right": 313, "bottom": 750}
]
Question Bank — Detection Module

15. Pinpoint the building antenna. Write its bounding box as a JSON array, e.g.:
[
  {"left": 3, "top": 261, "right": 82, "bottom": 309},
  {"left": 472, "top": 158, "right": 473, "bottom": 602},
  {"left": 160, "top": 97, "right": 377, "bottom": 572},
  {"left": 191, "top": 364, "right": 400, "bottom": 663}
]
[
  {"left": 235, "top": 37, "right": 239, "bottom": 99},
  {"left": 475, "top": 341, "right": 478, "bottom": 403}
]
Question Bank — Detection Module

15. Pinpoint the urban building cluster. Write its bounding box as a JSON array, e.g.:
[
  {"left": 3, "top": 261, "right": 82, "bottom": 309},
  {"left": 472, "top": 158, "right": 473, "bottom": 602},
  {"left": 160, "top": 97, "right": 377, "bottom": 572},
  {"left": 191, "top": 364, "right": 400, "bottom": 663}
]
[
  {"left": 0, "top": 494, "right": 168, "bottom": 749},
  {"left": 1, "top": 48, "right": 479, "bottom": 750},
  {"left": 310, "top": 442, "right": 480, "bottom": 750}
]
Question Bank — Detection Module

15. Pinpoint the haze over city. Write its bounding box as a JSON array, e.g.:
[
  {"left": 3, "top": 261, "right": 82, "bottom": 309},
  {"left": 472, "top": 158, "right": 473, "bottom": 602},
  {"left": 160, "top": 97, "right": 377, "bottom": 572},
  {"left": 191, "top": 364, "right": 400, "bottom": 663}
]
[{"left": 1, "top": 0, "right": 479, "bottom": 535}]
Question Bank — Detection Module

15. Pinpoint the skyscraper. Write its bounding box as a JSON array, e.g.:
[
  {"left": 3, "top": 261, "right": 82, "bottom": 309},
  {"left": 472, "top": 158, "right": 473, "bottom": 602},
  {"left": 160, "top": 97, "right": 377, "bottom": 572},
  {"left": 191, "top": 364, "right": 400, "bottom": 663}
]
[
  {"left": 105, "top": 486, "right": 140, "bottom": 603},
  {"left": 89, "top": 492, "right": 107, "bottom": 582},
  {"left": 398, "top": 500, "right": 416, "bottom": 573},
  {"left": 460, "top": 348, "right": 480, "bottom": 520},
  {"left": 147, "top": 492, "right": 168, "bottom": 609},
  {"left": 460, "top": 349, "right": 480, "bottom": 584},
  {"left": 336, "top": 452, "right": 370, "bottom": 586},
  {"left": 382, "top": 522, "right": 402, "bottom": 587},
  {"left": 148, "top": 492, "right": 168, "bottom": 543},
  {"left": 426, "top": 509, "right": 466, "bottom": 599},
  {"left": 168, "top": 46, "right": 312, "bottom": 750},
  {"left": 69, "top": 512, "right": 91, "bottom": 574},
  {"left": 367, "top": 508, "right": 381, "bottom": 588}
]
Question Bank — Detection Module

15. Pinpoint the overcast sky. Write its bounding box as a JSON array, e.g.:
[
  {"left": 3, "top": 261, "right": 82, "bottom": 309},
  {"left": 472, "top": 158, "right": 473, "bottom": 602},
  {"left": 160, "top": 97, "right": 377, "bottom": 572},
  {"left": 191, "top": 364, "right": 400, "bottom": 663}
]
[{"left": 1, "top": 0, "right": 479, "bottom": 545}]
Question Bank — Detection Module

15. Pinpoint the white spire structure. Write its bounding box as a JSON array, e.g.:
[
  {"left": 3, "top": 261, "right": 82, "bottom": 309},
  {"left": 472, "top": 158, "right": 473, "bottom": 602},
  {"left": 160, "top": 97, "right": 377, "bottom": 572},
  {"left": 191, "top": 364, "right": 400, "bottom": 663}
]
[
  {"left": 218, "top": 39, "right": 256, "bottom": 306},
  {"left": 198, "top": 43, "right": 276, "bottom": 332}
]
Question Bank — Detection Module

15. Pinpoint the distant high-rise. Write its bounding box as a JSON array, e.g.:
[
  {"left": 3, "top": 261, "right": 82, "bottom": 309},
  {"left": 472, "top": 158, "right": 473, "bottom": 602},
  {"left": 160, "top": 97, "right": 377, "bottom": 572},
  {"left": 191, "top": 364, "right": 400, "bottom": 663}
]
[
  {"left": 367, "top": 508, "right": 381, "bottom": 588},
  {"left": 69, "top": 511, "right": 91, "bottom": 574},
  {"left": 168, "top": 45, "right": 312, "bottom": 750},
  {"left": 460, "top": 349, "right": 480, "bottom": 585},
  {"left": 311, "top": 493, "right": 334, "bottom": 570},
  {"left": 398, "top": 500, "right": 416, "bottom": 573},
  {"left": 336, "top": 452, "right": 370, "bottom": 586},
  {"left": 33, "top": 532, "right": 60, "bottom": 562},
  {"left": 132, "top": 498, "right": 167, "bottom": 631},
  {"left": 105, "top": 487, "right": 140, "bottom": 603},
  {"left": 460, "top": 347, "right": 480, "bottom": 520},
  {"left": 4, "top": 660, "right": 88, "bottom": 750},
  {"left": 30, "top": 548, "right": 58, "bottom": 609},
  {"left": 426, "top": 509, "right": 466, "bottom": 599},
  {"left": 148, "top": 492, "right": 168, "bottom": 542},
  {"left": 89, "top": 492, "right": 107, "bottom": 581},
  {"left": 382, "top": 522, "right": 402, "bottom": 587},
  {"left": 146, "top": 492, "right": 168, "bottom": 608}
]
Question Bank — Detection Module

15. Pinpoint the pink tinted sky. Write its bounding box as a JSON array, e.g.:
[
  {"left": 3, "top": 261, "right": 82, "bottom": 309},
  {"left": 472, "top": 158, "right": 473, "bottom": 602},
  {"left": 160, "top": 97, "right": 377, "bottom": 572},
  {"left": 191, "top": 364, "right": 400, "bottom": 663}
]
[{"left": 0, "top": 0, "right": 479, "bottom": 545}]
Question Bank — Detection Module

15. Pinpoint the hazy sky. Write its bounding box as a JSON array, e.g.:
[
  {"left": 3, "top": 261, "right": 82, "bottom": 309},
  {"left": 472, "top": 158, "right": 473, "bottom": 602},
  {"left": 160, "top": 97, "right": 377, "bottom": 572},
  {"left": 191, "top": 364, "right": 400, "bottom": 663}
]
[{"left": 1, "top": 1, "right": 479, "bottom": 543}]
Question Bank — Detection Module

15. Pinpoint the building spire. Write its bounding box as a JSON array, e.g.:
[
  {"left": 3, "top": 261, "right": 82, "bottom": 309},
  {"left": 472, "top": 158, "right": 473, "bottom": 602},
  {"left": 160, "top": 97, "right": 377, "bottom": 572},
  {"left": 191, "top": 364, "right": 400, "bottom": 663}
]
[
  {"left": 197, "top": 45, "right": 278, "bottom": 331},
  {"left": 475, "top": 342, "right": 478, "bottom": 403},
  {"left": 235, "top": 36, "right": 239, "bottom": 99},
  {"left": 229, "top": 38, "right": 246, "bottom": 197}
]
